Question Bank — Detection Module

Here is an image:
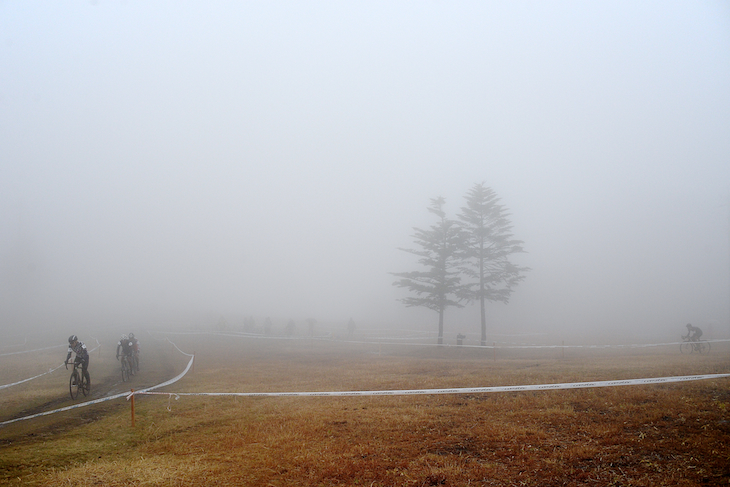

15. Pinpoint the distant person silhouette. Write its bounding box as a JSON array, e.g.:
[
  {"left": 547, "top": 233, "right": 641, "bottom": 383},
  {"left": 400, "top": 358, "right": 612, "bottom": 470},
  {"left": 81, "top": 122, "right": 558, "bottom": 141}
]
[
  {"left": 285, "top": 319, "right": 295, "bottom": 337},
  {"left": 683, "top": 323, "right": 702, "bottom": 342}
]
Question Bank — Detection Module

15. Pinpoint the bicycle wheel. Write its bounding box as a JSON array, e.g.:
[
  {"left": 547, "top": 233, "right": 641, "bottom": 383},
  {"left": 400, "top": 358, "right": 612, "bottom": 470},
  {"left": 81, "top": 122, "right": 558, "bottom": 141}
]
[
  {"left": 69, "top": 371, "right": 79, "bottom": 400},
  {"left": 680, "top": 342, "right": 692, "bottom": 354},
  {"left": 698, "top": 341, "right": 710, "bottom": 354},
  {"left": 81, "top": 373, "right": 90, "bottom": 396},
  {"left": 121, "top": 359, "right": 130, "bottom": 382}
]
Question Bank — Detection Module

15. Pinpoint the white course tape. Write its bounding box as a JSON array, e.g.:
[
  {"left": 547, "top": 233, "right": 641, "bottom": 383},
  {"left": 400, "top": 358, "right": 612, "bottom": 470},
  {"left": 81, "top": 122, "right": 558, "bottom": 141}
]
[
  {"left": 149, "top": 329, "right": 730, "bottom": 350},
  {"left": 0, "top": 363, "right": 66, "bottom": 391},
  {"left": 165, "top": 338, "right": 195, "bottom": 356},
  {"left": 124, "top": 354, "right": 195, "bottom": 400},
  {"left": 4, "top": 333, "right": 728, "bottom": 428},
  {"left": 0, "top": 341, "right": 193, "bottom": 427},
  {"left": 0, "top": 344, "right": 65, "bottom": 357},
  {"left": 0, "top": 390, "right": 131, "bottom": 427},
  {"left": 0, "top": 343, "right": 102, "bottom": 391},
  {"left": 483, "top": 339, "right": 730, "bottom": 350},
  {"left": 0, "top": 338, "right": 27, "bottom": 350},
  {"left": 130, "top": 373, "right": 730, "bottom": 399}
]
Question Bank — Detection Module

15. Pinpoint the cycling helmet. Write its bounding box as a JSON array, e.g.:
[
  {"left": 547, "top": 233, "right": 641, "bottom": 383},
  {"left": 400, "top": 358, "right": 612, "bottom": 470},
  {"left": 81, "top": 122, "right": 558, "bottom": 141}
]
[
  {"left": 129, "top": 333, "right": 135, "bottom": 339},
  {"left": 121, "top": 334, "right": 128, "bottom": 340},
  {"left": 68, "top": 335, "right": 78, "bottom": 344},
  {"left": 686, "top": 323, "right": 692, "bottom": 328}
]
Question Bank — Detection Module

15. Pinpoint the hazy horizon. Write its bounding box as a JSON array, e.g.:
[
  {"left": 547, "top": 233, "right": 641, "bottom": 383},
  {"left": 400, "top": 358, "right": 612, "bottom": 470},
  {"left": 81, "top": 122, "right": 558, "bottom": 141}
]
[{"left": 2, "top": 2, "right": 729, "bottom": 342}]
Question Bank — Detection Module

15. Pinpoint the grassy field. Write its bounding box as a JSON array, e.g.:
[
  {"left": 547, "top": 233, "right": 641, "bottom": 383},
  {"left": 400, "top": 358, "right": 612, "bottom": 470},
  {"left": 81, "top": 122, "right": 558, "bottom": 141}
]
[{"left": 1, "top": 332, "right": 729, "bottom": 486}]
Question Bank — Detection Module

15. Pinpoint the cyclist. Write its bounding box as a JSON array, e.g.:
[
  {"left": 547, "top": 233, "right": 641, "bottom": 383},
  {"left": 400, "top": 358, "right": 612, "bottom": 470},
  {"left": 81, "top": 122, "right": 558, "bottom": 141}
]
[
  {"left": 128, "top": 332, "right": 140, "bottom": 371},
  {"left": 65, "top": 335, "right": 90, "bottom": 386},
  {"left": 683, "top": 323, "right": 703, "bottom": 342},
  {"left": 116, "top": 334, "right": 135, "bottom": 375}
]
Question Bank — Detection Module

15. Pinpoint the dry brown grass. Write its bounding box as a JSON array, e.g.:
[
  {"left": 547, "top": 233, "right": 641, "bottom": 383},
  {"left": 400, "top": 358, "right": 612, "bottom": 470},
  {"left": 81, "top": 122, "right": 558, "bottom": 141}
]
[{"left": 1, "top": 333, "right": 729, "bottom": 486}]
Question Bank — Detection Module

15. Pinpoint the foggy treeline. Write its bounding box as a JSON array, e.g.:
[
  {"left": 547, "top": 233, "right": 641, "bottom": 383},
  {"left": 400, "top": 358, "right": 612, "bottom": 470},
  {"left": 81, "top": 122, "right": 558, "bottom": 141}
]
[{"left": 1, "top": 3, "right": 728, "bottom": 344}]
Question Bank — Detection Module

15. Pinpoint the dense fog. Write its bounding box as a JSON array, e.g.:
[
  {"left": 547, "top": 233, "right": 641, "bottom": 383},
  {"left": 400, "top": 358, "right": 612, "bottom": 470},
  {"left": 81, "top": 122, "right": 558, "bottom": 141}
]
[{"left": 1, "top": 2, "right": 729, "bottom": 343}]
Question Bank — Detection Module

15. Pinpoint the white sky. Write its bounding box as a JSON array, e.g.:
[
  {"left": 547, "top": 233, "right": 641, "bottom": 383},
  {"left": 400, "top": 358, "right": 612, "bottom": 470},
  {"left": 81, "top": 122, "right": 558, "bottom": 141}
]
[{"left": 1, "top": 1, "right": 729, "bottom": 340}]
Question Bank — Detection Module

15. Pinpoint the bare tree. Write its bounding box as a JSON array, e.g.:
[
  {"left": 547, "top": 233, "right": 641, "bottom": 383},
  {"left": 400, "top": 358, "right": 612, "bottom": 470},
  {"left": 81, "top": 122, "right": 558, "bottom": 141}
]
[
  {"left": 392, "top": 197, "right": 465, "bottom": 345},
  {"left": 458, "top": 183, "right": 529, "bottom": 346}
]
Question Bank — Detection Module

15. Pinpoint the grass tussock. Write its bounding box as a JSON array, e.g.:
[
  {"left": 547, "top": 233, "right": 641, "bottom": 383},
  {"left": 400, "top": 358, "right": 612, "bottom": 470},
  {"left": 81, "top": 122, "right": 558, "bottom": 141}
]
[{"left": 1, "top": 335, "right": 729, "bottom": 486}]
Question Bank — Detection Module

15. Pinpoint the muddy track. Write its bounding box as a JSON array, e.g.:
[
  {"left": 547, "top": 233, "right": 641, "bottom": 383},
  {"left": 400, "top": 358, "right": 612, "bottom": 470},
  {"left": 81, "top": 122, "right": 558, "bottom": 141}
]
[
  {"left": 0, "top": 334, "right": 190, "bottom": 440},
  {"left": 3, "top": 367, "right": 125, "bottom": 423}
]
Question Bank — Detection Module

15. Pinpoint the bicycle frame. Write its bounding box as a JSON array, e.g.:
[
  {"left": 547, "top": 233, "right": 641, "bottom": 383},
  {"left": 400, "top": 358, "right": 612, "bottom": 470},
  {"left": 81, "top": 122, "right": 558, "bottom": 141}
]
[
  {"left": 680, "top": 336, "right": 710, "bottom": 355},
  {"left": 67, "top": 361, "right": 89, "bottom": 400},
  {"left": 121, "top": 354, "right": 133, "bottom": 382}
]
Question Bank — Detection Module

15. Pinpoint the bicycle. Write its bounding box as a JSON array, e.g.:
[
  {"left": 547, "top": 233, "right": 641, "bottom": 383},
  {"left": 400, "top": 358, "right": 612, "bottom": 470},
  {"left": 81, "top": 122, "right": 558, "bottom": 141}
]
[
  {"left": 66, "top": 361, "right": 90, "bottom": 400},
  {"left": 680, "top": 336, "right": 710, "bottom": 354},
  {"left": 120, "top": 354, "right": 134, "bottom": 382}
]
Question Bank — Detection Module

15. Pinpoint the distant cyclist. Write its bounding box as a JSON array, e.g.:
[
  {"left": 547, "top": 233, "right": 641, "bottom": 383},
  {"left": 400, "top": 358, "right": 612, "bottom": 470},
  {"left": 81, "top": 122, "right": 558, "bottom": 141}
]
[
  {"left": 128, "top": 332, "right": 140, "bottom": 371},
  {"left": 116, "top": 335, "right": 135, "bottom": 375},
  {"left": 65, "top": 335, "right": 90, "bottom": 386},
  {"left": 683, "top": 323, "right": 703, "bottom": 342}
]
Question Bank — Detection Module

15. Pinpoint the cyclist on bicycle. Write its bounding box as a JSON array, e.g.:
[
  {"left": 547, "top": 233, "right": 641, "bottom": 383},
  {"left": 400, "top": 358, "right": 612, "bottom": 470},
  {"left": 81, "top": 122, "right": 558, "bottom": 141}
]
[
  {"left": 683, "top": 323, "right": 703, "bottom": 342},
  {"left": 128, "top": 332, "right": 140, "bottom": 371},
  {"left": 65, "top": 335, "right": 90, "bottom": 385},
  {"left": 116, "top": 334, "right": 135, "bottom": 375}
]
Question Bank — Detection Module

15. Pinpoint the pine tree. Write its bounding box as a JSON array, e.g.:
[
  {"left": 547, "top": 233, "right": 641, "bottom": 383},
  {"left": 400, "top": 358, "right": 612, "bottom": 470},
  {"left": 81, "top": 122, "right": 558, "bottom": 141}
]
[
  {"left": 392, "top": 197, "right": 466, "bottom": 345},
  {"left": 458, "top": 183, "right": 529, "bottom": 346}
]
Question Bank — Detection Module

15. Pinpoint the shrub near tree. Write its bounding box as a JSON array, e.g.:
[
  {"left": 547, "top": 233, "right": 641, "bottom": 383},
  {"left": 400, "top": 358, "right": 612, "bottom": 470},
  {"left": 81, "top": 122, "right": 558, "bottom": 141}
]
[{"left": 393, "top": 186, "right": 528, "bottom": 345}]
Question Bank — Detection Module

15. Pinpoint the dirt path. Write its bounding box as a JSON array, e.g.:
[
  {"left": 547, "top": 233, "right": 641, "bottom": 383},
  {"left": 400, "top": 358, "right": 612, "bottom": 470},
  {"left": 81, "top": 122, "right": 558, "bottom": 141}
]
[{"left": 0, "top": 333, "right": 191, "bottom": 439}]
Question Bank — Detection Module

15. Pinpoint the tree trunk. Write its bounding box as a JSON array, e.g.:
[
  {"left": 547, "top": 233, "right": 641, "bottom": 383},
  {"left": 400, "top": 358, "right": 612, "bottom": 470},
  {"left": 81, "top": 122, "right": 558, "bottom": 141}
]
[
  {"left": 480, "top": 250, "right": 486, "bottom": 346},
  {"left": 480, "top": 295, "right": 486, "bottom": 346}
]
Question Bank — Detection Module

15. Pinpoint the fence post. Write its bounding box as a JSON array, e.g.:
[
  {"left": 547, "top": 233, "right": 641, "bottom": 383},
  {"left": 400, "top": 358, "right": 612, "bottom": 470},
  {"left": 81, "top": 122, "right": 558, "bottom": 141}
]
[{"left": 130, "top": 389, "right": 135, "bottom": 427}]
